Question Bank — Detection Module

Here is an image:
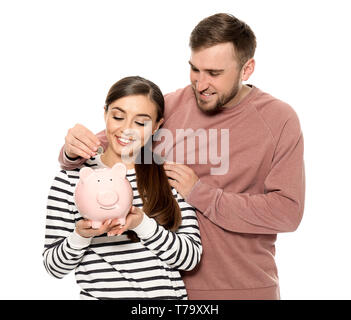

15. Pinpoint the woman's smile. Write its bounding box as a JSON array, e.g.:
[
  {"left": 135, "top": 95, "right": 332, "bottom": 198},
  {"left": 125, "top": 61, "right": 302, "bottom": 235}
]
[{"left": 116, "top": 135, "right": 136, "bottom": 146}]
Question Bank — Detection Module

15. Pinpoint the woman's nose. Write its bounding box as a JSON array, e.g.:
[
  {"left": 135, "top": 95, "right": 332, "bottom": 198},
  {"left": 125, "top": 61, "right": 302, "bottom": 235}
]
[
  {"left": 120, "top": 127, "right": 138, "bottom": 139},
  {"left": 119, "top": 120, "right": 133, "bottom": 133}
]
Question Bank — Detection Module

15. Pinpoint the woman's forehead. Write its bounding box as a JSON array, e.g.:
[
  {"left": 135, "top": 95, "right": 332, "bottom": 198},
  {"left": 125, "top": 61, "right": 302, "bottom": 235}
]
[{"left": 109, "top": 95, "right": 157, "bottom": 117}]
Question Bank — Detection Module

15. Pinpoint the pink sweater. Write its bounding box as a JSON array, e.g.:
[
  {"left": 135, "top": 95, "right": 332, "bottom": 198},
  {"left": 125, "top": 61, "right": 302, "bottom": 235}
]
[{"left": 59, "top": 85, "right": 305, "bottom": 300}]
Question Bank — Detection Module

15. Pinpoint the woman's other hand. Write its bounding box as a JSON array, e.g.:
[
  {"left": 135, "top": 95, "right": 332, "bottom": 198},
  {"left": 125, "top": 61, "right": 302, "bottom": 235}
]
[
  {"left": 75, "top": 218, "right": 113, "bottom": 238},
  {"left": 107, "top": 206, "right": 144, "bottom": 236}
]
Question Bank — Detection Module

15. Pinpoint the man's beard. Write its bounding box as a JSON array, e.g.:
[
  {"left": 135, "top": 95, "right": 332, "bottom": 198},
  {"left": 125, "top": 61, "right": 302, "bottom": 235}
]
[{"left": 193, "top": 82, "right": 240, "bottom": 116}]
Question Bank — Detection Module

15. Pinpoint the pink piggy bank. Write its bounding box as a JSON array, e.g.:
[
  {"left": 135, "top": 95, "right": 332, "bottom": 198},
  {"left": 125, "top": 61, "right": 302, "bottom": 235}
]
[{"left": 74, "top": 163, "right": 133, "bottom": 229}]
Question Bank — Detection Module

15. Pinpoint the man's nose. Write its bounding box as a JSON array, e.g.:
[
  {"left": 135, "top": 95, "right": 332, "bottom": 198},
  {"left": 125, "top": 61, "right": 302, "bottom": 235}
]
[{"left": 195, "top": 73, "right": 209, "bottom": 92}]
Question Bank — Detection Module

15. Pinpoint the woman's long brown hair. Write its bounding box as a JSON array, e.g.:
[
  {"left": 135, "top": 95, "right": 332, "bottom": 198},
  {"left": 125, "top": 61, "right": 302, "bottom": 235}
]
[{"left": 105, "top": 76, "right": 182, "bottom": 241}]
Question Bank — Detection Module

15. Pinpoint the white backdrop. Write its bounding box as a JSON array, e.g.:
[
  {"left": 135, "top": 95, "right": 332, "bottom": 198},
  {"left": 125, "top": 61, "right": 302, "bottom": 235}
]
[{"left": 0, "top": 0, "right": 350, "bottom": 299}]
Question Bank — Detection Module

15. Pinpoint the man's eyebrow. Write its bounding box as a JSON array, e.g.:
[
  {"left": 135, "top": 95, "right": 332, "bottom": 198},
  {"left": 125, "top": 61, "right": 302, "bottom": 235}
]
[
  {"left": 188, "top": 61, "right": 224, "bottom": 73},
  {"left": 188, "top": 61, "right": 198, "bottom": 69},
  {"left": 111, "top": 106, "right": 151, "bottom": 118}
]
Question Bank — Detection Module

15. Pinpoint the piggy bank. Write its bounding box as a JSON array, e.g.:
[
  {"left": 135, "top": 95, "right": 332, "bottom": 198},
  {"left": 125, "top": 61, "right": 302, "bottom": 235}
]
[{"left": 74, "top": 163, "right": 133, "bottom": 229}]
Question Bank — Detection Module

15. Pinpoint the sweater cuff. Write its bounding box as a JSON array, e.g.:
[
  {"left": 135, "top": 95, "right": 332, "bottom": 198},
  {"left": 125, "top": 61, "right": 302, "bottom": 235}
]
[
  {"left": 68, "top": 230, "right": 92, "bottom": 249},
  {"left": 131, "top": 214, "right": 157, "bottom": 240},
  {"left": 185, "top": 179, "right": 217, "bottom": 215},
  {"left": 64, "top": 151, "right": 81, "bottom": 162}
]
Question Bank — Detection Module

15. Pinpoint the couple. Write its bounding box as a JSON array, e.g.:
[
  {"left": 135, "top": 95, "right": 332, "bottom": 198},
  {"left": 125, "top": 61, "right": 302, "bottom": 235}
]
[{"left": 43, "top": 13, "right": 305, "bottom": 300}]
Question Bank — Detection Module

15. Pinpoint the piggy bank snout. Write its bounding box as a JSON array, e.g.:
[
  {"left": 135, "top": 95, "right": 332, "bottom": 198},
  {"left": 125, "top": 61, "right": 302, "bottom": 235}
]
[{"left": 97, "top": 191, "right": 119, "bottom": 207}]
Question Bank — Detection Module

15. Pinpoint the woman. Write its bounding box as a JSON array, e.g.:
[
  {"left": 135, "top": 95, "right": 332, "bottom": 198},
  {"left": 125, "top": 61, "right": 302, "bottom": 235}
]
[{"left": 43, "top": 76, "right": 202, "bottom": 300}]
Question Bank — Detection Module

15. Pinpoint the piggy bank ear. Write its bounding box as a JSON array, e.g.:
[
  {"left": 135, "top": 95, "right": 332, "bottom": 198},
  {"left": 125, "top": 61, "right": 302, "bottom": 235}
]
[
  {"left": 111, "top": 163, "right": 127, "bottom": 178},
  {"left": 79, "top": 167, "right": 94, "bottom": 181}
]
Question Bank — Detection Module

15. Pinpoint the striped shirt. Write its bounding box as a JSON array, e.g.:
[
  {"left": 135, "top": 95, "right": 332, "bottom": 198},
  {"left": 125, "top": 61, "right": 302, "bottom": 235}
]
[{"left": 43, "top": 155, "right": 202, "bottom": 300}]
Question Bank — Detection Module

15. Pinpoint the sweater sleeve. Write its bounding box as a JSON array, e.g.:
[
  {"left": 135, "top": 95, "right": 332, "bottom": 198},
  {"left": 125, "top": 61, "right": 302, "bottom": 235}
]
[
  {"left": 43, "top": 170, "right": 92, "bottom": 278},
  {"left": 58, "top": 130, "right": 108, "bottom": 170},
  {"left": 186, "top": 114, "right": 305, "bottom": 234},
  {"left": 131, "top": 193, "right": 202, "bottom": 271}
]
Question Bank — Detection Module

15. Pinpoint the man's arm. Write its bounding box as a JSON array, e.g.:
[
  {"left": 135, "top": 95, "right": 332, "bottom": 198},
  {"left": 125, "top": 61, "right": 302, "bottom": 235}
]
[
  {"left": 58, "top": 124, "right": 108, "bottom": 170},
  {"left": 167, "top": 114, "right": 305, "bottom": 235},
  {"left": 58, "top": 87, "right": 180, "bottom": 171}
]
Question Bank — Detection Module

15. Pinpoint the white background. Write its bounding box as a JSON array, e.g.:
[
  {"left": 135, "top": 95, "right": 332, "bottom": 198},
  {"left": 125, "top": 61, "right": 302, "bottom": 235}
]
[{"left": 0, "top": 0, "right": 350, "bottom": 299}]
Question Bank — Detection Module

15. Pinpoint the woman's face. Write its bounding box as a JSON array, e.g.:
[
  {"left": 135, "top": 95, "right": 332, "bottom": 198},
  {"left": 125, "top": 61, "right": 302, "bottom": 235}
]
[{"left": 104, "top": 94, "right": 163, "bottom": 162}]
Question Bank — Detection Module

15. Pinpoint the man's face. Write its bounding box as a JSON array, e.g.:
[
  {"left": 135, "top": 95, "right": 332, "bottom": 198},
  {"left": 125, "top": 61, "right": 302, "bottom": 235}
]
[{"left": 189, "top": 42, "right": 243, "bottom": 115}]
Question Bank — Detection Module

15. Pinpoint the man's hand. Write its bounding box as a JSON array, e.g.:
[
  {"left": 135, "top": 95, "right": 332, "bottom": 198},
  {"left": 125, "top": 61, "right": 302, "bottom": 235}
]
[
  {"left": 65, "top": 124, "right": 101, "bottom": 159},
  {"left": 107, "top": 206, "right": 144, "bottom": 237},
  {"left": 75, "top": 218, "right": 114, "bottom": 238},
  {"left": 163, "top": 162, "right": 199, "bottom": 199}
]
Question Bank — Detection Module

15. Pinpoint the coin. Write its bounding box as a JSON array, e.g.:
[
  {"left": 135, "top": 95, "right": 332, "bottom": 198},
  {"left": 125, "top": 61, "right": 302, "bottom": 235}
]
[{"left": 97, "top": 146, "right": 104, "bottom": 155}]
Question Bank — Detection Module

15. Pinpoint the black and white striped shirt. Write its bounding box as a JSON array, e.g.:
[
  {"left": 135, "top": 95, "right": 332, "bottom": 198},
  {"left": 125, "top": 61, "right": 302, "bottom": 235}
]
[{"left": 43, "top": 156, "right": 202, "bottom": 300}]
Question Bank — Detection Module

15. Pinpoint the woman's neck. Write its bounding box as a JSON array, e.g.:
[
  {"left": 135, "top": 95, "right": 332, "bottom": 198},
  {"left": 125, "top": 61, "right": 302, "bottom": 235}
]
[{"left": 100, "top": 148, "right": 135, "bottom": 169}]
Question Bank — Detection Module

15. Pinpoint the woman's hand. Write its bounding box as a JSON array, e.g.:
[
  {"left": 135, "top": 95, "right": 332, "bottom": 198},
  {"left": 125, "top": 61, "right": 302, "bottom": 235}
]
[
  {"left": 65, "top": 123, "right": 101, "bottom": 159},
  {"left": 107, "top": 206, "right": 144, "bottom": 237},
  {"left": 75, "top": 218, "right": 113, "bottom": 238}
]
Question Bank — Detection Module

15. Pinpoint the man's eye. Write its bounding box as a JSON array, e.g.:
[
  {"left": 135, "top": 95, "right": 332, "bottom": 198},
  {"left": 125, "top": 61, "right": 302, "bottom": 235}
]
[
  {"left": 191, "top": 67, "right": 199, "bottom": 72},
  {"left": 209, "top": 72, "right": 220, "bottom": 77}
]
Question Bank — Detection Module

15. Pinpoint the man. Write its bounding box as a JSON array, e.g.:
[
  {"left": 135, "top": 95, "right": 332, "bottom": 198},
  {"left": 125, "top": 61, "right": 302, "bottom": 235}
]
[{"left": 59, "top": 13, "right": 305, "bottom": 299}]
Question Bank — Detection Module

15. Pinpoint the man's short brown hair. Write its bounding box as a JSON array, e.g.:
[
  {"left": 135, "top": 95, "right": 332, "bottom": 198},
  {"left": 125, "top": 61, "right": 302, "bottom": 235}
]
[{"left": 189, "top": 13, "right": 257, "bottom": 68}]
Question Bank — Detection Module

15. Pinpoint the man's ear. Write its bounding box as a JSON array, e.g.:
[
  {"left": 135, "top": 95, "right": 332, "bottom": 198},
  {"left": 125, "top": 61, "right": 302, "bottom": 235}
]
[{"left": 241, "top": 58, "right": 255, "bottom": 81}]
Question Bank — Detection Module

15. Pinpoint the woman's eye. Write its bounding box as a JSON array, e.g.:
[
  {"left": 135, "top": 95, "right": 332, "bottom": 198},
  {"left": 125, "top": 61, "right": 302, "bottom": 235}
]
[
  {"left": 113, "top": 116, "right": 123, "bottom": 120},
  {"left": 135, "top": 122, "right": 145, "bottom": 126}
]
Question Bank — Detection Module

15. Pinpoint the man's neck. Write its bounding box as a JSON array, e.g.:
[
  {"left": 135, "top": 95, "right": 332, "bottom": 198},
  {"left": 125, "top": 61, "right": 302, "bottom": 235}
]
[{"left": 228, "top": 84, "right": 252, "bottom": 107}]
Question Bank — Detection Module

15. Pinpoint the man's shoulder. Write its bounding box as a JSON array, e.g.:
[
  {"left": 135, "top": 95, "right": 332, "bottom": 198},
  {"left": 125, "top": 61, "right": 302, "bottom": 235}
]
[
  {"left": 255, "top": 88, "right": 294, "bottom": 115},
  {"left": 254, "top": 89, "right": 297, "bottom": 124},
  {"left": 253, "top": 87, "right": 301, "bottom": 134},
  {"left": 254, "top": 87, "right": 296, "bottom": 118},
  {"left": 164, "top": 85, "right": 193, "bottom": 102},
  {"left": 164, "top": 85, "right": 194, "bottom": 119}
]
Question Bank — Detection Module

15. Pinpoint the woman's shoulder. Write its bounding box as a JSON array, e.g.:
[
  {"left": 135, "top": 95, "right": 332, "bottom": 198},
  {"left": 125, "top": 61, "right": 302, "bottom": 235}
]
[
  {"left": 53, "top": 168, "right": 80, "bottom": 187},
  {"left": 56, "top": 156, "right": 105, "bottom": 187}
]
